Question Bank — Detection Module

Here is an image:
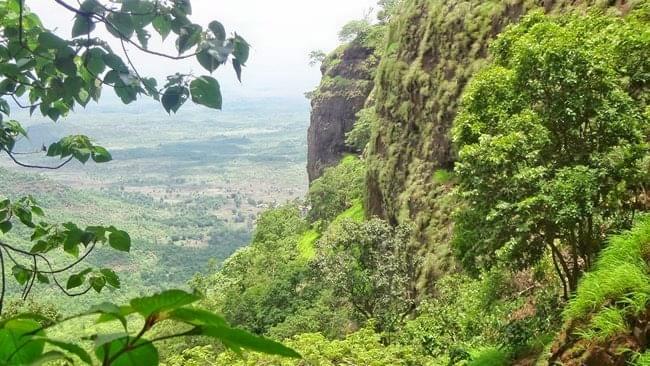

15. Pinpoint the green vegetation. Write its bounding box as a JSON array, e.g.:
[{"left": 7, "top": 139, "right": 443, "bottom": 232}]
[
  {"left": 174, "top": 5, "right": 648, "bottom": 365},
  {"left": 0, "top": 0, "right": 648, "bottom": 364},
  {"left": 467, "top": 348, "right": 509, "bottom": 366},
  {"left": 453, "top": 10, "right": 649, "bottom": 296},
  {"left": 308, "top": 155, "right": 365, "bottom": 224},
  {"left": 0, "top": 0, "right": 305, "bottom": 364},
  {"left": 345, "top": 106, "right": 377, "bottom": 152},
  {"left": 565, "top": 215, "right": 650, "bottom": 340}
]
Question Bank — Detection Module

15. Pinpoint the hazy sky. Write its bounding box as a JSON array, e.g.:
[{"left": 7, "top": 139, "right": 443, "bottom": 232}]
[{"left": 28, "top": 0, "right": 378, "bottom": 100}]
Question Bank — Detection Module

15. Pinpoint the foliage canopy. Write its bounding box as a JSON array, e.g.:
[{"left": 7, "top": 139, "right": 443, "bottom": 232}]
[{"left": 452, "top": 10, "right": 650, "bottom": 295}]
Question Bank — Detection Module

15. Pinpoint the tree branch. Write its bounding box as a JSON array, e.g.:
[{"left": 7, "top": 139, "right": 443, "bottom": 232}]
[
  {"left": 2, "top": 148, "right": 74, "bottom": 170},
  {"left": 0, "top": 248, "right": 5, "bottom": 315},
  {"left": 54, "top": 0, "right": 199, "bottom": 60}
]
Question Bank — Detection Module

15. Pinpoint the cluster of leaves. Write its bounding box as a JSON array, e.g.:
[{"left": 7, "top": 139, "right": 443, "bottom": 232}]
[
  {"left": 345, "top": 106, "right": 376, "bottom": 152},
  {"left": 192, "top": 205, "right": 338, "bottom": 337},
  {"left": 0, "top": 196, "right": 130, "bottom": 307},
  {"left": 452, "top": 10, "right": 650, "bottom": 295},
  {"left": 212, "top": 326, "right": 429, "bottom": 366},
  {"left": 0, "top": 289, "right": 298, "bottom": 365},
  {"left": 338, "top": 18, "right": 372, "bottom": 43},
  {"left": 315, "top": 219, "right": 419, "bottom": 333},
  {"left": 0, "top": 0, "right": 249, "bottom": 168},
  {"left": 0, "top": 0, "right": 250, "bottom": 302}
]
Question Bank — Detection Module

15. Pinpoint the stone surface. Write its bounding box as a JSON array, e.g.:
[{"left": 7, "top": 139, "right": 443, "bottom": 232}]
[{"left": 306, "top": 41, "right": 377, "bottom": 182}]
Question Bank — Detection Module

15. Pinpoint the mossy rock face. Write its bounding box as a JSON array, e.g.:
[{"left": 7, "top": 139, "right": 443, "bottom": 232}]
[
  {"left": 307, "top": 41, "right": 379, "bottom": 182},
  {"left": 364, "top": 0, "right": 632, "bottom": 290}
]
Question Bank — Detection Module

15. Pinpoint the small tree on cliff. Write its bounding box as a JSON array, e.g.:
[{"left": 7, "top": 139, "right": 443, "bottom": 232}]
[{"left": 452, "top": 11, "right": 649, "bottom": 298}]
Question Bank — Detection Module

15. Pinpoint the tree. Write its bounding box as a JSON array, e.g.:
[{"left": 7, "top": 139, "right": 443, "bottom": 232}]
[
  {"left": 376, "top": 0, "right": 401, "bottom": 24},
  {"left": 315, "top": 219, "right": 419, "bottom": 334},
  {"left": 338, "top": 18, "right": 371, "bottom": 43},
  {"left": 307, "top": 49, "right": 325, "bottom": 67},
  {"left": 452, "top": 11, "right": 649, "bottom": 298},
  {"left": 0, "top": 0, "right": 299, "bottom": 364}
]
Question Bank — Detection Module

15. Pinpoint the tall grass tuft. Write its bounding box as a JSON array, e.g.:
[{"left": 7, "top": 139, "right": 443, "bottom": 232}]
[
  {"left": 564, "top": 215, "right": 650, "bottom": 341},
  {"left": 468, "top": 347, "right": 509, "bottom": 366}
]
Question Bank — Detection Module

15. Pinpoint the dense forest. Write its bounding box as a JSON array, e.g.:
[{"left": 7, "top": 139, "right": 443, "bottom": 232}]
[{"left": 0, "top": 0, "right": 649, "bottom": 365}]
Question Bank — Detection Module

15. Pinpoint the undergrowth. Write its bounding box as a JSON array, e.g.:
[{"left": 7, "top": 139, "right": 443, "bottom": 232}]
[{"left": 564, "top": 215, "right": 650, "bottom": 341}]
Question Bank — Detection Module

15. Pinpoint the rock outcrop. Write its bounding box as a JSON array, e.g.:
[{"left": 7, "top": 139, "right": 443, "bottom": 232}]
[{"left": 306, "top": 41, "right": 377, "bottom": 182}]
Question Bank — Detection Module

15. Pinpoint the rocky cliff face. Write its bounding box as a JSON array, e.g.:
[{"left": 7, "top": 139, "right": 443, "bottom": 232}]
[
  {"left": 365, "top": 0, "right": 541, "bottom": 286},
  {"left": 307, "top": 41, "right": 378, "bottom": 182}
]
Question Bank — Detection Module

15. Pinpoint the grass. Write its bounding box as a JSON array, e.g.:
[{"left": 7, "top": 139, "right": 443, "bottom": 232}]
[
  {"left": 635, "top": 351, "right": 650, "bottom": 366},
  {"left": 433, "top": 169, "right": 454, "bottom": 184},
  {"left": 298, "top": 200, "right": 365, "bottom": 261},
  {"left": 298, "top": 230, "right": 320, "bottom": 261},
  {"left": 334, "top": 200, "right": 365, "bottom": 223},
  {"left": 468, "top": 347, "right": 509, "bottom": 366},
  {"left": 564, "top": 215, "right": 650, "bottom": 340}
]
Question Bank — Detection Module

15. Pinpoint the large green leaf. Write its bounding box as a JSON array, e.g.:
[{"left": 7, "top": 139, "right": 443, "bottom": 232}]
[
  {"left": 130, "top": 289, "right": 199, "bottom": 317},
  {"left": 233, "top": 59, "right": 243, "bottom": 82},
  {"left": 95, "top": 337, "right": 158, "bottom": 366},
  {"left": 168, "top": 307, "right": 228, "bottom": 327},
  {"left": 38, "top": 32, "right": 67, "bottom": 50},
  {"left": 54, "top": 51, "right": 77, "bottom": 76},
  {"left": 100, "top": 268, "right": 121, "bottom": 288},
  {"left": 233, "top": 35, "right": 250, "bottom": 65},
  {"left": 108, "top": 229, "right": 131, "bottom": 252},
  {"left": 200, "top": 325, "right": 301, "bottom": 358},
  {"left": 152, "top": 15, "right": 171, "bottom": 40},
  {"left": 106, "top": 13, "right": 135, "bottom": 39},
  {"left": 12, "top": 265, "right": 31, "bottom": 285},
  {"left": 190, "top": 76, "right": 221, "bottom": 109},
  {"left": 102, "top": 53, "right": 128, "bottom": 73},
  {"left": 161, "top": 86, "right": 188, "bottom": 114},
  {"left": 84, "top": 48, "right": 106, "bottom": 75},
  {"left": 0, "top": 319, "right": 45, "bottom": 365},
  {"left": 72, "top": 15, "right": 95, "bottom": 37},
  {"left": 176, "top": 24, "right": 201, "bottom": 54},
  {"left": 66, "top": 268, "right": 92, "bottom": 290},
  {"left": 208, "top": 21, "right": 226, "bottom": 42},
  {"left": 0, "top": 221, "right": 12, "bottom": 234},
  {"left": 196, "top": 49, "right": 220, "bottom": 73},
  {"left": 91, "top": 146, "right": 112, "bottom": 163}
]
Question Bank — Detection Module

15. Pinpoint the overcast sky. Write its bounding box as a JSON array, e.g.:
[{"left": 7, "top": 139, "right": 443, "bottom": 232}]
[{"left": 28, "top": 0, "right": 378, "bottom": 100}]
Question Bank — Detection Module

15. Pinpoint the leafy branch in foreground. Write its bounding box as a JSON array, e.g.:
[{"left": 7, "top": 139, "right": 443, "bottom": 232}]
[
  {"left": 0, "top": 197, "right": 129, "bottom": 313},
  {"left": 0, "top": 289, "right": 300, "bottom": 365},
  {"left": 0, "top": 0, "right": 250, "bottom": 171},
  {"left": 0, "top": 1, "right": 295, "bottom": 363},
  {"left": 0, "top": 0, "right": 249, "bottom": 307}
]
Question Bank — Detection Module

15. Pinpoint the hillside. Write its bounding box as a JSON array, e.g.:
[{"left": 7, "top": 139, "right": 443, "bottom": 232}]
[
  {"left": 0, "top": 96, "right": 309, "bottom": 314},
  {"left": 164, "top": 1, "right": 649, "bottom": 365},
  {"left": 0, "top": 0, "right": 648, "bottom": 365}
]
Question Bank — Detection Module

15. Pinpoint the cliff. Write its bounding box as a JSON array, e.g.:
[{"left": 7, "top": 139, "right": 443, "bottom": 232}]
[
  {"left": 363, "top": 0, "right": 633, "bottom": 288},
  {"left": 306, "top": 41, "right": 378, "bottom": 182}
]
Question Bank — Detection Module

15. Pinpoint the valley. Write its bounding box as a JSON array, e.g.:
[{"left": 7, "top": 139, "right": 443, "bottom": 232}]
[{"left": 0, "top": 96, "right": 309, "bottom": 311}]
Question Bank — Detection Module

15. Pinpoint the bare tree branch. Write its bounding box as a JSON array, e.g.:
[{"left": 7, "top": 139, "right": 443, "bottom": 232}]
[{"left": 2, "top": 148, "right": 74, "bottom": 170}]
